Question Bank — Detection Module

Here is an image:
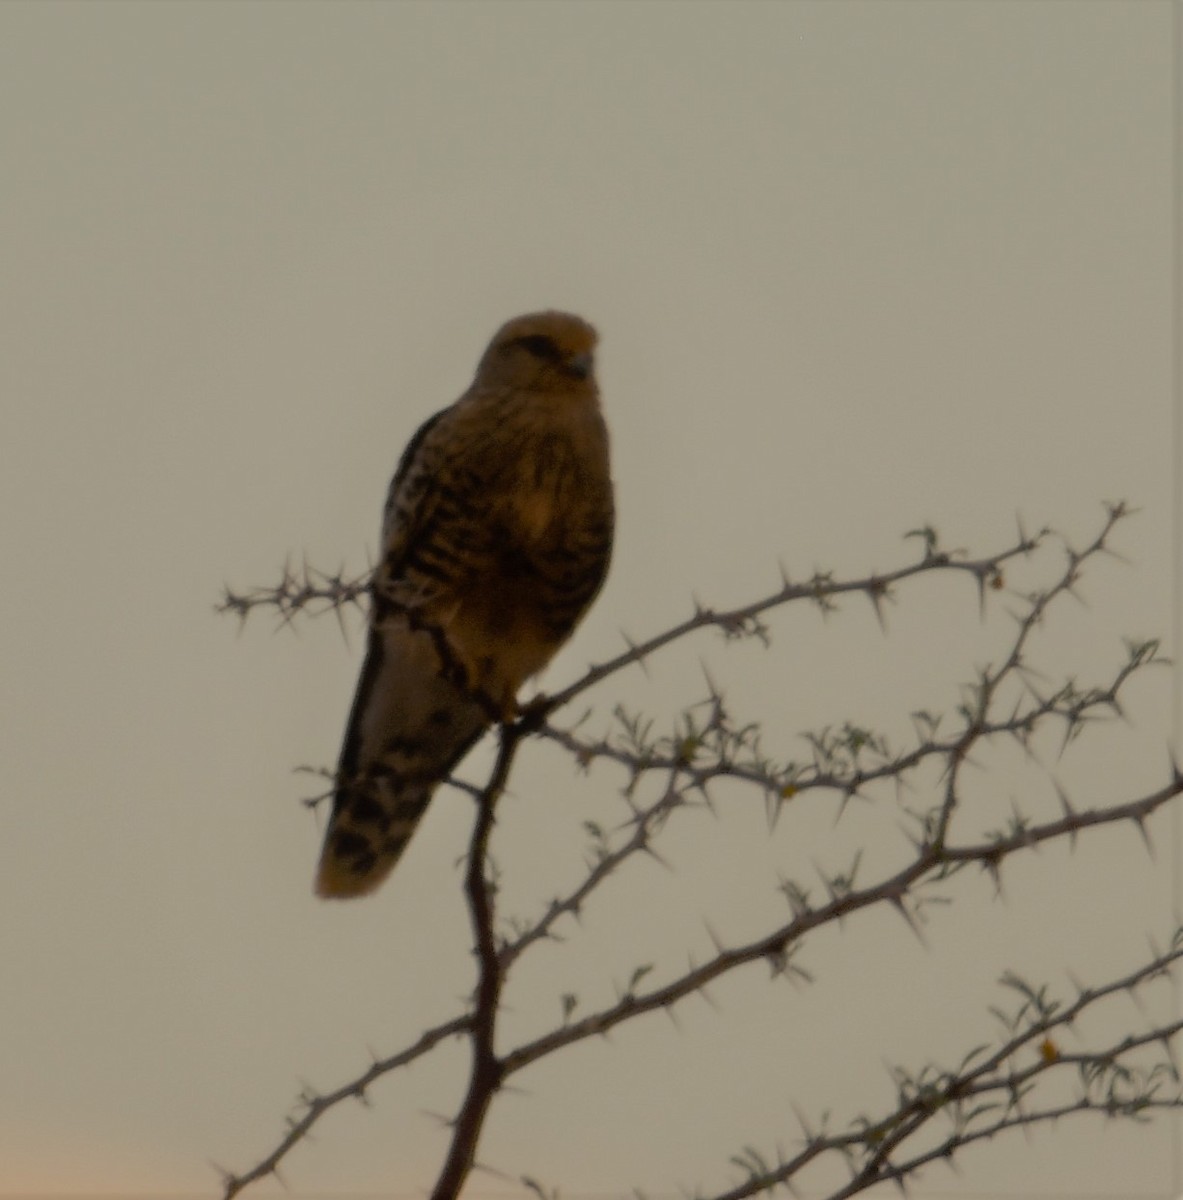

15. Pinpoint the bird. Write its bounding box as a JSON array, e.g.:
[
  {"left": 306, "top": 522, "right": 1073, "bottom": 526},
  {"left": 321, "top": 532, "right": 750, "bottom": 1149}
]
[{"left": 315, "top": 311, "right": 614, "bottom": 899}]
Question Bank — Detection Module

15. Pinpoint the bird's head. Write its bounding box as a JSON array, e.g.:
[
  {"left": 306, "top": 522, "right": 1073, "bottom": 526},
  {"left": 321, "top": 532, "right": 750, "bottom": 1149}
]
[{"left": 475, "top": 310, "right": 598, "bottom": 394}]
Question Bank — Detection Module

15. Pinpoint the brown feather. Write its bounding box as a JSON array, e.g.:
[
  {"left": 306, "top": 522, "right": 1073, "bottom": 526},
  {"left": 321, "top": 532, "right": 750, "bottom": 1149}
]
[{"left": 315, "top": 312, "right": 613, "bottom": 899}]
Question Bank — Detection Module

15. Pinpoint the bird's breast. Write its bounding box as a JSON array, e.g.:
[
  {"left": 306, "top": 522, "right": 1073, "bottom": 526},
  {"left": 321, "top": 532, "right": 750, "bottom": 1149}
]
[
  {"left": 510, "top": 479, "right": 564, "bottom": 546},
  {"left": 501, "top": 421, "right": 608, "bottom": 545}
]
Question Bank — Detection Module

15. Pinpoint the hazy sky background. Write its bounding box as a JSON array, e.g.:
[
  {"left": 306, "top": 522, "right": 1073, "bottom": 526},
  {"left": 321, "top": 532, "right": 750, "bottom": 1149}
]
[{"left": 1, "top": 1, "right": 1177, "bottom": 1197}]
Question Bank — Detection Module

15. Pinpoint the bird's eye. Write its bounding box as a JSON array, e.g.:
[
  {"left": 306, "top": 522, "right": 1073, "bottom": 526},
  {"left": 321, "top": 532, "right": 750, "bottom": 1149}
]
[{"left": 515, "top": 334, "right": 564, "bottom": 363}]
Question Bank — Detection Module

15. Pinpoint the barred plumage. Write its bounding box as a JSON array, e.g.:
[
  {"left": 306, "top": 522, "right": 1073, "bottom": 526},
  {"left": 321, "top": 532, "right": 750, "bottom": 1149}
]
[{"left": 315, "top": 312, "right": 614, "bottom": 898}]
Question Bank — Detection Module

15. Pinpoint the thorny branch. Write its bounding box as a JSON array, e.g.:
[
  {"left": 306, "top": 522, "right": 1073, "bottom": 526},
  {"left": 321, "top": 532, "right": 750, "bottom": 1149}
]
[
  {"left": 430, "top": 717, "right": 532, "bottom": 1200},
  {"left": 218, "top": 1013, "right": 471, "bottom": 1197},
  {"left": 709, "top": 941, "right": 1183, "bottom": 1200},
  {"left": 217, "top": 501, "right": 1183, "bottom": 1200}
]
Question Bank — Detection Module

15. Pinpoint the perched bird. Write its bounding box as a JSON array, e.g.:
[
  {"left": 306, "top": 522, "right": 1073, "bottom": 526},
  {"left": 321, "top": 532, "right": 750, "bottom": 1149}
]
[{"left": 315, "top": 311, "right": 614, "bottom": 899}]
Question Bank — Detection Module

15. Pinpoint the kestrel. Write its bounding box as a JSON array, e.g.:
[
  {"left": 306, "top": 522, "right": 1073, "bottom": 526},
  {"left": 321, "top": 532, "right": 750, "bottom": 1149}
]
[{"left": 315, "top": 311, "right": 614, "bottom": 899}]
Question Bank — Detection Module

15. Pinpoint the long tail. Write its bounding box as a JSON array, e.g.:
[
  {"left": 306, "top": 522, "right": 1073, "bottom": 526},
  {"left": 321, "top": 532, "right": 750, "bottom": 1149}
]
[{"left": 315, "top": 619, "right": 489, "bottom": 898}]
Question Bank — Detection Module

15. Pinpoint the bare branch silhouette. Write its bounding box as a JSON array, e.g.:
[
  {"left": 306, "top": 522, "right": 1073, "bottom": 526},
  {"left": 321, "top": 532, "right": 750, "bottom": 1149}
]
[{"left": 218, "top": 500, "right": 1182, "bottom": 1199}]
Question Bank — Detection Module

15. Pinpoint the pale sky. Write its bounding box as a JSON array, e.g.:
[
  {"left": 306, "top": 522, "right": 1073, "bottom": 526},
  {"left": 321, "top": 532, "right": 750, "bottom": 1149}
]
[{"left": 1, "top": 1, "right": 1178, "bottom": 1197}]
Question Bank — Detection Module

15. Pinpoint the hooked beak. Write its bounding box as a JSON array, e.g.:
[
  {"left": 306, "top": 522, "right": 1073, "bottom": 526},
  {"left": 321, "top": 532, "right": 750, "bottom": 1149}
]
[{"left": 566, "top": 351, "right": 593, "bottom": 380}]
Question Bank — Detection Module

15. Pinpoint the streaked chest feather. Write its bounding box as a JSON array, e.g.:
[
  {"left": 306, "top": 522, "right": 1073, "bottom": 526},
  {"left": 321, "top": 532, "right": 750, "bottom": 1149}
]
[
  {"left": 500, "top": 428, "right": 604, "bottom": 547},
  {"left": 511, "top": 477, "right": 565, "bottom": 544}
]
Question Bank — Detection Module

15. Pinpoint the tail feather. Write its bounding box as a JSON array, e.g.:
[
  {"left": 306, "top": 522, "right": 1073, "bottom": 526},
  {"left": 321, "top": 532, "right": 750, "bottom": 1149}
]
[
  {"left": 315, "top": 619, "right": 489, "bottom": 899},
  {"left": 315, "top": 779, "right": 434, "bottom": 898}
]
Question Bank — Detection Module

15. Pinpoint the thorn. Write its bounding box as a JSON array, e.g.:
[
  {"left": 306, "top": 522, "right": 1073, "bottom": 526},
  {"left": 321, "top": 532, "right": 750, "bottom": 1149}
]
[
  {"left": 697, "top": 981, "right": 720, "bottom": 1012},
  {"left": 1144, "top": 932, "right": 1164, "bottom": 970},
  {"left": 1127, "top": 978, "right": 1149, "bottom": 1018},
  {"left": 618, "top": 629, "right": 651, "bottom": 679},
  {"left": 832, "top": 784, "right": 864, "bottom": 827},
  {"left": 333, "top": 589, "right": 352, "bottom": 646},
  {"left": 210, "top": 1160, "right": 235, "bottom": 1187},
  {"left": 639, "top": 839, "right": 674, "bottom": 872},
  {"left": 791, "top": 1102, "right": 816, "bottom": 1144},
  {"left": 1053, "top": 781, "right": 1077, "bottom": 849},
  {"left": 702, "top": 917, "right": 725, "bottom": 954},
  {"left": 814, "top": 859, "right": 840, "bottom": 906},
  {"left": 889, "top": 893, "right": 928, "bottom": 949},
  {"left": 1131, "top": 813, "right": 1155, "bottom": 861},
  {"left": 662, "top": 1000, "right": 683, "bottom": 1032},
  {"left": 981, "top": 852, "right": 1004, "bottom": 896},
  {"left": 896, "top": 819, "right": 924, "bottom": 855},
  {"left": 1015, "top": 511, "right": 1030, "bottom": 551},
  {"left": 1161, "top": 1033, "right": 1181, "bottom": 1082},
  {"left": 1169, "top": 745, "right": 1183, "bottom": 788},
  {"left": 699, "top": 660, "right": 722, "bottom": 703},
  {"left": 866, "top": 582, "right": 889, "bottom": 633}
]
